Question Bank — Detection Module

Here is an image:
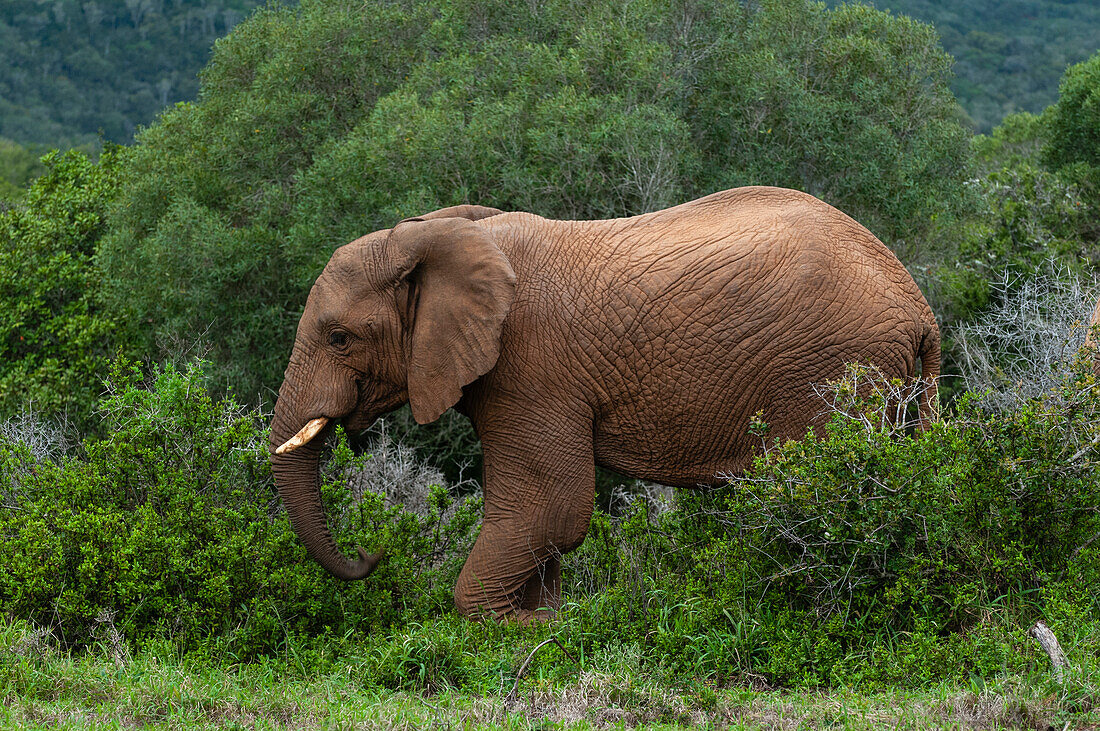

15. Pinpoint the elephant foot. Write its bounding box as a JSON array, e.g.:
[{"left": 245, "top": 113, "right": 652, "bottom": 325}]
[
  {"left": 465, "top": 605, "right": 556, "bottom": 624},
  {"left": 514, "top": 607, "right": 556, "bottom": 624},
  {"left": 454, "top": 554, "right": 563, "bottom": 620}
]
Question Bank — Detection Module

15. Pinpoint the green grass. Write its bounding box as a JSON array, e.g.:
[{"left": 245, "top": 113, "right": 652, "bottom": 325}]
[{"left": 3, "top": 619, "right": 1096, "bottom": 730}]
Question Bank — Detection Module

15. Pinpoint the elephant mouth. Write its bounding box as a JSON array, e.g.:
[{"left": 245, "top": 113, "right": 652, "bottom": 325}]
[
  {"left": 274, "top": 416, "right": 329, "bottom": 455},
  {"left": 273, "top": 381, "right": 409, "bottom": 456}
]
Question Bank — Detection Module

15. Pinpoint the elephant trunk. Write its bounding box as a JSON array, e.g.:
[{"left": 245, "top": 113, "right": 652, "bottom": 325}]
[{"left": 269, "top": 397, "right": 380, "bottom": 581}]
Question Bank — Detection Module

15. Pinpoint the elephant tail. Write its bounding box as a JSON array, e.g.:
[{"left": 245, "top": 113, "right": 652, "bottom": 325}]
[{"left": 915, "top": 321, "right": 941, "bottom": 430}]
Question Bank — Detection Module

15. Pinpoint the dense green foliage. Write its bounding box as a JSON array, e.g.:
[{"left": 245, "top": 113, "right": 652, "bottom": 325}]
[
  {"left": 0, "top": 361, "right": 480, "bottom": 656},
  {"left": 0, "top": 150, "right": 122, "bottom": 425},
  {"left": 95, "top": 0, "right": 971, "bottom": 403},
  {"left": 1044, "top": 52, "right": 1100, "bottom": 187},
  {"left": 4, "top": 360, "right": 1100, "bottom": 691},
  {"left": 2, "top": 1, "right": 1094, "bottom": 425},
  {"left": 0, "top": 0, "right": 270, "bottom": 147},
  {"left": 0, "top": 138, "right": 46, "bottom": 202},
  {"left": 845, "top": 0, "right": 1100, "bottom": 132},
  {"left": 934, "top": 130, "right": 1098, "bottom": 329}
]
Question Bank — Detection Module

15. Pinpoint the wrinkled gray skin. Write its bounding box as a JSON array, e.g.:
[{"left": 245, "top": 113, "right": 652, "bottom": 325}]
[{"left": 269, "top": 187, "right": 940, "bottom": 620}]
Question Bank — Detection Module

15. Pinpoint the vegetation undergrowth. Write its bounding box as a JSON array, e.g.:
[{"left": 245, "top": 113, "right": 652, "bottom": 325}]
[
  {"left": 3, "top": 356, "right": 1100, "bottom": 706},
  {"left": 559, "top": 359, "right": 1100, "bottom": 690},
  {"left": 2, "top": 615, "right": 1097, "bottom": 730},
  {"left": 0, "top": 358, "right": 482, "bottom": 661}
]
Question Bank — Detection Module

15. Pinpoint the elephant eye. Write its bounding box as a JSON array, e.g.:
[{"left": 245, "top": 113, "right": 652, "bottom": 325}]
[{"left": 328, "top": 330, "right": 350, "bottom": 349}]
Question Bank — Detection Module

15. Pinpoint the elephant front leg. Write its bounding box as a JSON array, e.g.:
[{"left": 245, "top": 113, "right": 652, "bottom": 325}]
[
  {"left": 520, "top": 555, "right": 561, "bottom": 612},
  {"left": 453, "top": 416, "right": 594, "bottom": 620},
  {"left": 455, "top": 525, "right": 573, "bottom": 620}
]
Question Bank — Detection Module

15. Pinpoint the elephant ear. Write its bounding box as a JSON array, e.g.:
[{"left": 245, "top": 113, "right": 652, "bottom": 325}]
[
  {"left": 385, "top": 217, "right": 516, "bottom": 424},
  {"left": 412, "top": 204, "right": 504, "bottom": 222}
]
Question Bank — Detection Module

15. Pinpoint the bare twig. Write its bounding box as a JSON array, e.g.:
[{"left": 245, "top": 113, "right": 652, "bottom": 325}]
[
  {"left": 1068, "top": 431, "right": 1100, "bottom": 464},
  {"left": 505, "top": 637, "right": 577, "bottom": 706}
]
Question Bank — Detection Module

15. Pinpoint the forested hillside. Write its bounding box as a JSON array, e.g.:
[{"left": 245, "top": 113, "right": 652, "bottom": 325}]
[
  {"left": 861, "top": 0, "right": 1100, "bottom": 130},
  {"left": 0, "top": 0, "right": 1097, "bottom": 150},
  {"left": 0, "top": 0, "right": 268, "bottom": 147}
]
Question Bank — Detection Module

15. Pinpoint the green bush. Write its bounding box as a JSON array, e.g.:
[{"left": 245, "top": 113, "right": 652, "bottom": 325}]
[
  {"left": 1044, "top": 51, "right": 1100, "bottom": 175},
  {"left": 0, "top": 137, "right": 45, "bottom": 202},
  {"left": 558, "top": 361, "right": 1100, "bottom": 687},
  {"left": 930, "top": 118, "right": 1097, "bottom": 340},
  {"left": 97, "top": 0, "right": 972, "bottom": 404},
  {"left": 0, "top": 359, "right": 481, "bottom": 657},
  {"left": 0, "top": 149, "right": 122, "bottom": 425}
]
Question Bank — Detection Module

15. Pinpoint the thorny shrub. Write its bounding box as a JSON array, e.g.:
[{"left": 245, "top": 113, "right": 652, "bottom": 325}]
[
  {"left": 957, "top": 265, "right": 1099, "bottom": 410},
  {"left": 4, "top": 358, "right": 1100, "bottom": 690},
  {"left": 0, "top": 359, "right": 481, "bottom": 657},
  {"left": 560, "top": 360, "right": 1100, "bottom": 686}
]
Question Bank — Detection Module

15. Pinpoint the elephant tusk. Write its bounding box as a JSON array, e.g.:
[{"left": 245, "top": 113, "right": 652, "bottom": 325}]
[{"left": 275, "top": 417, "right": 329, "bottom": 455}]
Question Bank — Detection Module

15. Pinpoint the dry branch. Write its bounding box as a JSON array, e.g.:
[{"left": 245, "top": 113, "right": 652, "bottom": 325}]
[
  {"left": 1029, "top": 621, "right": 1069, "bottom": 682},
  {"left": 505, "top": 637, "right": 576, "bottom": 706}
]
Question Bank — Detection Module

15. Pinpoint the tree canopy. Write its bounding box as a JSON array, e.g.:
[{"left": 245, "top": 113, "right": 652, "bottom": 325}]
[
  {"left": 0, "top": 149, "right": 121, "bottom": 422},
  {"left": 1044, "top": 51, "right": 1100, "bottom": 175},
  {"left": 96, "top": 0, "right": 973, "bottom": 401},
  {"left": 853, "top": 0, "right": 1100, "bottom": 131},
  {"left": 3, "top": 1, "right": 1097, "bottom": 148},
  {"left": 0, "top": 138, "right": 46, "bottom": 201}
]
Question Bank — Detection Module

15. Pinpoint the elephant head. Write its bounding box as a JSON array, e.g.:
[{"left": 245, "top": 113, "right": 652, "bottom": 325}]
[{"left": 269, "top": 205, "right": 515, "bottom": 580}]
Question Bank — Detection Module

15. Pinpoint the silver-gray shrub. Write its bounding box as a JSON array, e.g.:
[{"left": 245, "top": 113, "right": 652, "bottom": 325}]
[
  {"left": 339, "top": 420, "right": 478, "bottom": 517},
  {"left": 0, "top": 409, "right": 73, "bottom": 462},
  {"left": 0, "top": 409, "right": 74, "bottom": 503},
  {"left": 957, "top": 265, "right": 1098, "bottom": 411}
]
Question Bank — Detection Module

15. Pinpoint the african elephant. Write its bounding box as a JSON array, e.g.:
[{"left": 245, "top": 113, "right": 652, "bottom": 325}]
[{"left": 269, "top": 187, "right": 940, "bottom": 620}]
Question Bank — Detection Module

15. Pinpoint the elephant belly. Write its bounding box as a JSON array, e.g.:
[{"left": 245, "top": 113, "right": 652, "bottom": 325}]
[
  {"left": 592, "top": 389, "right": 806, "bottom": 485},
  {"left": 591, "top": 389, "right": 764, "bottom": 487},
  {"left": 589, "top": 333, "right": 917, "bottom": 486},
  {"left": 594, "top": 446, "right": 741, "bottom": 488}
]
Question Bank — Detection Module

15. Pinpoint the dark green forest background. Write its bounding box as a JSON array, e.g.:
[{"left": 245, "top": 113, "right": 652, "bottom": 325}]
[
  {"left": 0, "top": 0, "right": 266, "bottom": 147},
  {"left": 2, "top": 0, "right": 1096, "bottom": 159},
  {"left": 848, "top": 0, "right": 1100, "bottom": 130}
]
